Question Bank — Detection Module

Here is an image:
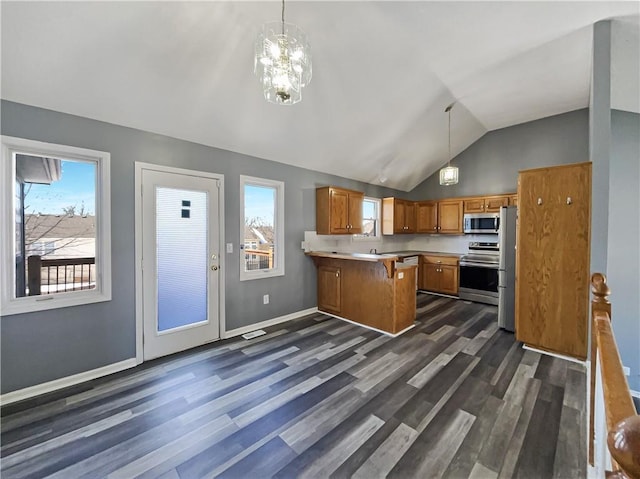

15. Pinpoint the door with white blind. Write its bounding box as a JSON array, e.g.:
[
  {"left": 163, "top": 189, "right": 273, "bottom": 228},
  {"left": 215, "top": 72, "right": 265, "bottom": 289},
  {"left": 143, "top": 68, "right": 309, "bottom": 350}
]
[{"left": 140, "top": 166, "right": 222, "bottom": 360}]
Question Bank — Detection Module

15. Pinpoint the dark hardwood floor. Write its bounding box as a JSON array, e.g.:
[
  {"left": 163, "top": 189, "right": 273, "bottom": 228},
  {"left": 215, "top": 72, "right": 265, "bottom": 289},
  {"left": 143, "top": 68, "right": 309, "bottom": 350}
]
[{"left": 0, "top": 294, "right": 587, "bottom": 478}]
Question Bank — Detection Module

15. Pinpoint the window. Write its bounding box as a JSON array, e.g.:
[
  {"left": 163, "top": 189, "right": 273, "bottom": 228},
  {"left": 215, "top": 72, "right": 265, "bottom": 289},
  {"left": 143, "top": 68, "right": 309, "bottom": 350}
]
[
  {"left": 240, "top": 175, "right": 284, "bottom": 281},
  {"left": 354, "top": 197, "right": 381, "bottom": 240},
  {"left": 1, "top": 136, "right": 111, "bottom": 315}
]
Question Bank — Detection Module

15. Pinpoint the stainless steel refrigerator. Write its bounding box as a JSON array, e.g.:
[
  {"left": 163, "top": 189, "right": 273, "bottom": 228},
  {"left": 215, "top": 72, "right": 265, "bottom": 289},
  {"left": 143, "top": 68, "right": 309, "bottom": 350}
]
[{"left": 498, "top": 206, "right": 517, "bottom": 332}]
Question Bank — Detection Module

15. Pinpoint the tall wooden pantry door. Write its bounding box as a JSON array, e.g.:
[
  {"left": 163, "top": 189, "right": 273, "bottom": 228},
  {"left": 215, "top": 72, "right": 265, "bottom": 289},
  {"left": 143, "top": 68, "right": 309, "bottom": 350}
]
[{"left": 515, "top": 162, "right": 591, "bottom": 359}]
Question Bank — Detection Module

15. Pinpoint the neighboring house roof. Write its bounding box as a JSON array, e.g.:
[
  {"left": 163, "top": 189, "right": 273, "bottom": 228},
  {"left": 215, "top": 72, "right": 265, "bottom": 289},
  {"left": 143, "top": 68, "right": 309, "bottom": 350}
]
[
  {"left": 24, "top": 214, "right": 96, "bottom": 240},
  {"left": 243, "top": 224, "right": 274, "bottom": 244}
]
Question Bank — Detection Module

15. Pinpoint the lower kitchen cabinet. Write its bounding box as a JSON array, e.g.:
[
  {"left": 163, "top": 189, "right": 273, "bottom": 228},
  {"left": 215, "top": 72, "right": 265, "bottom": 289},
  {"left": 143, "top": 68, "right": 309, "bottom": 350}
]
[
  {"left": 419, "top": 255, "right": 459, "bottom": 295},
  {"left": 318, "top": 265, "right": 341, "bottom": 313},
  {"left": 308, "top": 254, "right": 417, "bottom": 334}
]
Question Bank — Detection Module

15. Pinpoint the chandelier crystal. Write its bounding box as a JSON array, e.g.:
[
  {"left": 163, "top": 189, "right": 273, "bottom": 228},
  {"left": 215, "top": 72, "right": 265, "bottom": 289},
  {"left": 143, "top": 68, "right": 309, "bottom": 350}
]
[
  {"left": 439, "top": 103, "right": 459, "bottom": 186},
  {"left": 254, "top": 0, "right": 312, "bottom": 105}
]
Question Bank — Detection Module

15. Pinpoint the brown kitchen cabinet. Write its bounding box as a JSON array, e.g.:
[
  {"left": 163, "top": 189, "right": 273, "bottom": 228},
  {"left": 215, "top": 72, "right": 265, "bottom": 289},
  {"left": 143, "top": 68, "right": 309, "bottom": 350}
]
[
  {"left": 415, "top": 199, "right": 463, "bottom": 234},
  {"left": 382, "top": 198, "right": 416, "bottom": 234},
  {"left": 317, "top": 265, "right": 341, "bottom": 313},
  {"left": 463, "top": 195, "right": 510, "bottom": 213},
  {"left": 419, "top": 255, "right": 459, "bottom": 295},
  {"left": 509, "top": 195, "right": 518, "bottom": 207},
  {"left": 308, "top": 253, "right": 417, "bottom": 335},
  {"left": 316, "top": 187, "right": 364, "bottom": 235},
  {"left": 515, "top": 162, "right": 591, "bottom": 360},
  {"left": 416, "top": 201, "right": 438, "bottom": 233},
  {"left": 484, "top": 196, "right": 510, "bottom": 212}
]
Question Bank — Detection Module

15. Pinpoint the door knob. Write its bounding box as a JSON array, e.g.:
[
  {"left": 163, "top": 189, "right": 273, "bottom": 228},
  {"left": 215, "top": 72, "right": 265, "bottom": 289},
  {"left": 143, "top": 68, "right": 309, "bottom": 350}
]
[{"left": 211, "top": 265, "right": 219, "bottom": 271}]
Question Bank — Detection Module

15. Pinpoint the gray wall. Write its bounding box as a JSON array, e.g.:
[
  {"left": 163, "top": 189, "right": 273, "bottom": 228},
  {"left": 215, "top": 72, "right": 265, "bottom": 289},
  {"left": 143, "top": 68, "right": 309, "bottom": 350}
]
[
  {"left": 590, "top": 20, "right": 612, "bottom": 277},
  {"left": 608, "top": 109, "right": 640, "bottom": 391},
  {"left": 0, "top": 100, "right": 404, "bottom": 393},
  {"left": 408, "top": 109, "right": 589, "bottom": 201}
]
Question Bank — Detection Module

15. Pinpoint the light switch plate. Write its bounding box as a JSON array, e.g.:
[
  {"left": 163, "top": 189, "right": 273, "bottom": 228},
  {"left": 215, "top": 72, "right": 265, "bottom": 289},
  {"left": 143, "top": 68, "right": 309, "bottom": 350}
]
[{"left": 226, "top": 243, "right": 233, "bottom": 253}]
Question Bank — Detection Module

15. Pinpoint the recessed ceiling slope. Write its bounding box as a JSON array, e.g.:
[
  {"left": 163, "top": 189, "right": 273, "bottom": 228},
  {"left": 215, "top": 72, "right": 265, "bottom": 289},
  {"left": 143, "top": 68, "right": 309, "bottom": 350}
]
[{"left": 1, "top": 1, "right": 638, "bottom": 191}]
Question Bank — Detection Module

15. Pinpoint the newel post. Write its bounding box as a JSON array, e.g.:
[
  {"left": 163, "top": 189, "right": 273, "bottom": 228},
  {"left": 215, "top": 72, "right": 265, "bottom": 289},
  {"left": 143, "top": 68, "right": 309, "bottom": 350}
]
[
  {"left": 590, "top": 272, "right": 612, "bottom": 465},
  {"left": 592, "top": 272, "right": 612, "bottom": 317}
]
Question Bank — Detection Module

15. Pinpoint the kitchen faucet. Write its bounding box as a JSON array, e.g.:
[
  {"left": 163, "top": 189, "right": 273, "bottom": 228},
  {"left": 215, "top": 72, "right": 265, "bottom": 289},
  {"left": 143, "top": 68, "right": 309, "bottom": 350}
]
[{"left": 369, "top": 248, "right": 377, "bottom": 254}]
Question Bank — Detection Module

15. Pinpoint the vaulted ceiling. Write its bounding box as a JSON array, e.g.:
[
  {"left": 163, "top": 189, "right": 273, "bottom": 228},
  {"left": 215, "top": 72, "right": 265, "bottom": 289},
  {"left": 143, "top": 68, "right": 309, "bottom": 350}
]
[{"left": 2, "top": 1, "right": 639, "bottom": 191}]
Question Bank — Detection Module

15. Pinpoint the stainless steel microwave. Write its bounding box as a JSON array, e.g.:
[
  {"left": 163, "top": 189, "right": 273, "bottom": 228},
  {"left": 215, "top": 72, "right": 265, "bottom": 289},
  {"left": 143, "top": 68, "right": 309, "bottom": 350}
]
[{"left": 463, "top": 213, "right": 500, "bottom": 234}]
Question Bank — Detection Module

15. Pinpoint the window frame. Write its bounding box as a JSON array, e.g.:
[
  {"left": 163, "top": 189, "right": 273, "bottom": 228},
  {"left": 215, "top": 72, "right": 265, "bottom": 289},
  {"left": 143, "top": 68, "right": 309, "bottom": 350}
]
[
  {"left": 0, "top": 136, "right": 111, "bottom": 316},
  {"left": 353, "top": 196, "right": 381, "bottom": 241},
  {"left": 239, "top": 175, "right": 285, "bottom": 281}
]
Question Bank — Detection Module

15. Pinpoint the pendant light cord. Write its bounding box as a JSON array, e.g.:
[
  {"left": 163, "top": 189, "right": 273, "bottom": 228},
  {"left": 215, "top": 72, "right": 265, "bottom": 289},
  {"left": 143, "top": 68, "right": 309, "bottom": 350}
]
[
  {"left": 281, "top": 0, "right": 285, "bottom": 34},
  {"left": 445, "top": 104, "right": 452, "bottom": 167}
]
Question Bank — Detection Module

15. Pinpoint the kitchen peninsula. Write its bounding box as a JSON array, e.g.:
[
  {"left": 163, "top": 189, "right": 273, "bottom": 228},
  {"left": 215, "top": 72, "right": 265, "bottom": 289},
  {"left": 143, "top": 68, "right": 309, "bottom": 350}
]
[{"left": 306, "top": 252, "right": 417, "bottom": 336}]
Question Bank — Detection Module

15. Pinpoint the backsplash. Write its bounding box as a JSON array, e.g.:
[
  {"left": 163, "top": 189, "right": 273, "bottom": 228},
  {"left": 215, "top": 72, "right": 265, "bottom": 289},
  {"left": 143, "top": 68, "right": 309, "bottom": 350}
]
[
  {"left": 408, "top": 233, "right": 499, "bottom": 254},
  {"left": 302, "top": 231, "right": 499, "bottom": 255}
]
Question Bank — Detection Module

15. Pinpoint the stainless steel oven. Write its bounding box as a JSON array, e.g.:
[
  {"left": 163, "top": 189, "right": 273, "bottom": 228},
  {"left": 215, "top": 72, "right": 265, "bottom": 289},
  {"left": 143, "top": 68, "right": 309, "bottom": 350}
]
[{"left": 459, "top": 242, "right": 499, "bottom": 305}]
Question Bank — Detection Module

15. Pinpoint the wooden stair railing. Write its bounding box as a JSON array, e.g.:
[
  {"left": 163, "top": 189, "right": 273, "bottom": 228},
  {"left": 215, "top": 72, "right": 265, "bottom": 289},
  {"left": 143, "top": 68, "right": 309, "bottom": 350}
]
[{"left": 589, "top": 273, "right": 640, "bottom": 479}]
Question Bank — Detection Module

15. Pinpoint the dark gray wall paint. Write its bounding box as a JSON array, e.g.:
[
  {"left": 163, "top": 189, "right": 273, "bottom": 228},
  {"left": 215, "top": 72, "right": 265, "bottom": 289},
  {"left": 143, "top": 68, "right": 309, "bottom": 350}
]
[
  {"left": 407, "top": 109, "right": 589, "bottom": 201},
  {"left": 0, "top": 100, "right": 404, "bottom": 393},
  {"left": 608, "top": 110, "right": 640, "bottom": 391},
  {"left": 590, "top": 20, "right": 611, "bottom": 277}
]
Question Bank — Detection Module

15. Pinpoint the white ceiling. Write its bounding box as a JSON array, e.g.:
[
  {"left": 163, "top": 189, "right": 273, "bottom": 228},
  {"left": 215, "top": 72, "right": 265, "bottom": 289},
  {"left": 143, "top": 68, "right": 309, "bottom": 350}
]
[{"left": 2, "top": 1, "right": 639, "bottom": 191}]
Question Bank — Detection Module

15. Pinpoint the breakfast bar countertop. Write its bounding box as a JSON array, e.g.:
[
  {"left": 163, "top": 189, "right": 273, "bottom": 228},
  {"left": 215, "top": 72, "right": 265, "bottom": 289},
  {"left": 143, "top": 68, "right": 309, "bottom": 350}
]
[{"left": 380, "top": 250, "right": 463, "bottom": 259}]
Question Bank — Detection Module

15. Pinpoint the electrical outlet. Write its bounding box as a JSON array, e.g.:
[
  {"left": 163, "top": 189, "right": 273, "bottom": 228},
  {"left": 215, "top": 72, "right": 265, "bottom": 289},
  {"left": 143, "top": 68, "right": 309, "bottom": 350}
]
[
  {"left": 226, "top": 243, "right": 233, "bottom": 253},
  {"left": 623, "top": 366, "right": 630, "bottom": 376},
  {"left": 263, "top": 294, "right": 269, "bottom": 305}
]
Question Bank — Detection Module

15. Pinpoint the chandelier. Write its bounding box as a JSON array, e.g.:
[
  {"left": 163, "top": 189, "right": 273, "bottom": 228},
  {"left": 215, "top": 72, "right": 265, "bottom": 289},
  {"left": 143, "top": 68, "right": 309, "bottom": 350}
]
[
  {"left": 254, "top": 0, "right": 312, "bottom": 105},
  {"left": 439, "top": 103, "right": 459, "bottom": 186}
]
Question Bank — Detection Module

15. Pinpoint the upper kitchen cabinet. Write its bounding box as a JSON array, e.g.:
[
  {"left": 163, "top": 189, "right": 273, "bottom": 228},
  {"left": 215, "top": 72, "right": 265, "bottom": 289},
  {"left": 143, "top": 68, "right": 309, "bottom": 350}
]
[
  {"left": 516, "top": 162, "right": 591, "bottom": 360},
  {"left": 438, "top": 200, "right": 464, "bottom": 234},
  {"left": 382, "top": 198, "right": 416, "bottom": 234},
  {"left": 509, "top": 195, "right": 518, "bottom": 207},
  {"left": 416, "top": 199, "right": 463, "bottom": 234},
  {"left": 463, "top": 195, "right": 510, "bottom": 213},
  {"left": 416, "top": 201, "right": 437, "bottom": 233},
  {"left": 316, "top": 187, "right": 364, "bottom": 235}
]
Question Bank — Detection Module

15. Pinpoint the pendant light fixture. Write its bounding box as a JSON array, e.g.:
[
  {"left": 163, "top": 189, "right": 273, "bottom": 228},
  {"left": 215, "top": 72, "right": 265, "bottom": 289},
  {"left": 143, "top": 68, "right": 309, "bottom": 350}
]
[
  {"left": 254, "top": 0, "right": 312, "bottom": 105},
  {"left": 439, "top": 103, "right": 459, "bottom": 186}
]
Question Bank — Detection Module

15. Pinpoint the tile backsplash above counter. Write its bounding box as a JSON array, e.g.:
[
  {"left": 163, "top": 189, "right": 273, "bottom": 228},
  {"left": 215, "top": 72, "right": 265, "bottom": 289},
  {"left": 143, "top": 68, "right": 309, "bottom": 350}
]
[{"left": 302, "top": 230, "right": 499, "bottom": 256}]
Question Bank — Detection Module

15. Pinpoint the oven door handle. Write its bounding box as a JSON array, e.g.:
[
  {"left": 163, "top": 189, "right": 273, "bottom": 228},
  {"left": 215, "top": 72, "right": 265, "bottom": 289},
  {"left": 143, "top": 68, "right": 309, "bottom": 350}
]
[{"left": 460, "top": 262, "right": 499, "bottom": 269}]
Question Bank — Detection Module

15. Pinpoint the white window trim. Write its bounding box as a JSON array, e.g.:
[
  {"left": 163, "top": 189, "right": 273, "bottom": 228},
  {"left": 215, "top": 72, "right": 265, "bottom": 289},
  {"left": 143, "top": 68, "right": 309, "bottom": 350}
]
[
  {"left": 239, "top": 175, "right": 284, "bottom": 281},
  {"left": 353, "top": 196, "right": 381, "bottom": 242},
  {"left": 0, "top": 136, "right": 111, "bottom": 316}
]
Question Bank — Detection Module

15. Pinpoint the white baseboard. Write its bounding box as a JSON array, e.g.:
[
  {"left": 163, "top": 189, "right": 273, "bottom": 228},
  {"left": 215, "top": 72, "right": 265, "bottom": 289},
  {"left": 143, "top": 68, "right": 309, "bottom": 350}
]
[
  {"left": 0, "top": 358, "right": 137, "bottom": 406},
  {"left": 321, "top": 311, "right": 415, "bottom": 338},
  {"left": 224, "top": 307, "right": 319, "bottom": 339},
  {"left": 522, "top": 345, "right": 587, "bottom": 366}
]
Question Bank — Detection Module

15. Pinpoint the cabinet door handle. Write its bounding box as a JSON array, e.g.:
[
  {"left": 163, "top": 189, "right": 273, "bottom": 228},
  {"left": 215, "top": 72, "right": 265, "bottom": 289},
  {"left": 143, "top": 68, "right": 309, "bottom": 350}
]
[
  {"left": 336, "top": 271, "right": 340, "bottom": 277},
  {"left": 433, "top": 226, "right": 437, "bottom": 230}
]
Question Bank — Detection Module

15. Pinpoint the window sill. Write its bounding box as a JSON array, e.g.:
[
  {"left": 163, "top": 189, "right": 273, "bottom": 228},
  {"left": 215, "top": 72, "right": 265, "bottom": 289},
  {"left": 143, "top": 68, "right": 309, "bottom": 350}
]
[
  {"left": 0, "top": 289, "right": 111, "bottom": 317},
  {"left": 239, "top": 269, "right": 285, "bottom": 282}
]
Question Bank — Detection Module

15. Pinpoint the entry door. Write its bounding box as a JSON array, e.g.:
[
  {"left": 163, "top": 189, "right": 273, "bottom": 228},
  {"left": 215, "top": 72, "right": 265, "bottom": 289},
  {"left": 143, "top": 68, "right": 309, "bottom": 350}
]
[{"left": 141, "top": 168, "right": 221, "bottom": 360}]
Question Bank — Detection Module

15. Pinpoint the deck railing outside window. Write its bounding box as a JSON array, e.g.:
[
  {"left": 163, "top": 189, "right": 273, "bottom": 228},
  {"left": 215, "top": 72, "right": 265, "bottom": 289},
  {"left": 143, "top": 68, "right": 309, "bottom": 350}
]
[
  {"left": 244, "top": 249, "right": 273, "bottom": 271},
  {"left": 27, "top": 255, "right": 96, "bottom": 296}
]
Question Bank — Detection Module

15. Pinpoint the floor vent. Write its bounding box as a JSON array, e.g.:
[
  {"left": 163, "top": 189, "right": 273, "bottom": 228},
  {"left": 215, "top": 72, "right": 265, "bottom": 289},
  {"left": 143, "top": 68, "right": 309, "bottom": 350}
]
[{"left": 242, "top": 330, "right": 267, "bottom": 340}]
